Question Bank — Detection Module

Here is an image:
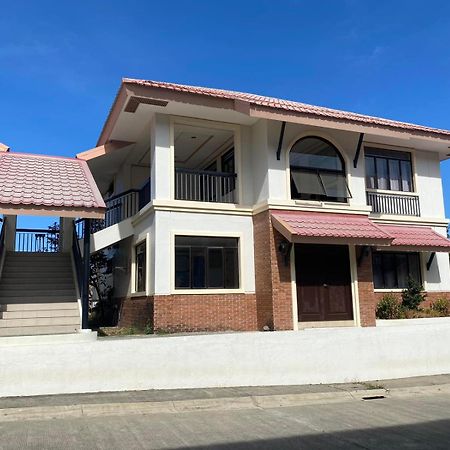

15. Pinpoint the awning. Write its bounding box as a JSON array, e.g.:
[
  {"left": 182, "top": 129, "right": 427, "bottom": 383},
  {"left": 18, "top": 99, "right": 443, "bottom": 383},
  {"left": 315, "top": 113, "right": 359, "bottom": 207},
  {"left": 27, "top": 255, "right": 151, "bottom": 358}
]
[
  {"left": 0, "top": 152, "right": 106, "bottom": 219},
  {"left": 377, "top": 224, "right": 450, "bottom": 252},
  {"left": 271, "top": 211, "right": 393, "bottom": 246}
]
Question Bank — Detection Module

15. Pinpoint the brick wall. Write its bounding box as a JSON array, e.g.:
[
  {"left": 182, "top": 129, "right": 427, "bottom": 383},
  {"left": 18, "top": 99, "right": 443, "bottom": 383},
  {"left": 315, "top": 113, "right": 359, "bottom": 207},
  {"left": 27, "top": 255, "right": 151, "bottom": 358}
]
[
  {"left": 153, "top": 294, "right": 257, "bottom": 333},
  {"left": 253, "top": 210, "right": 293, "bottom": 331},
  {"left": 118, "top": 296, "right": 154, "bottom": 328},
  {"left": 355, "top": 247, "right": 377, "bottom": 327}
]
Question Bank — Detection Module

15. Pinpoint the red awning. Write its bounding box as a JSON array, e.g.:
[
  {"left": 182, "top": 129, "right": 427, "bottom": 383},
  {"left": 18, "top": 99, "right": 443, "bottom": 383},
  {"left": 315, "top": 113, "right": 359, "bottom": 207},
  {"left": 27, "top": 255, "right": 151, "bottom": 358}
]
[
  {"left": 271, "top": 211, "right": 393, "bottom": 246},
  {"left": 377, "top": 224, "right": 450, "bottom": 252}
]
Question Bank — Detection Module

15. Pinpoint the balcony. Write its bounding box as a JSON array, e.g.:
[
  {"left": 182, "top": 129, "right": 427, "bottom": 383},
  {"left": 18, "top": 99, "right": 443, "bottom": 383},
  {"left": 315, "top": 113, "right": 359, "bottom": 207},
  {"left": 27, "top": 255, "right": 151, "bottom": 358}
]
[
  {"left": 366, "top": 190, "right": 420, "bottom": 216},
  {"left": 175, "top": 168, "right": 237, "bottom": 204}
]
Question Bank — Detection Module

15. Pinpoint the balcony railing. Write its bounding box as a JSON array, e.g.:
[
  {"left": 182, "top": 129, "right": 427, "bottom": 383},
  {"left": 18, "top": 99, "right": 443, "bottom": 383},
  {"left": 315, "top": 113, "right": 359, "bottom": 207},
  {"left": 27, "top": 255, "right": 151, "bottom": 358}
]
[
  {"left": 15, "top": 228, "right": 60, "bottom": 253},
  {"left": 175, "top": 168, "right": 237, "bottom": 204},
  {"left": 367, "top": 191, "right": 420, "bottom": 216}
]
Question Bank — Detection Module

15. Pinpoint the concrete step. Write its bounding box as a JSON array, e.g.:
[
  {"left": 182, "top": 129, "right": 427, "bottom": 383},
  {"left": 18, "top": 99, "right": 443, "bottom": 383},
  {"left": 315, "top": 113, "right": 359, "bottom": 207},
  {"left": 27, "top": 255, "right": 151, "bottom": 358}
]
[
  {"left": 0, "top": 325, "right": 79, "bottom": 337},
  {"left": 0, "top": 281, "right": 75, "bottom": 289},
  {"left": 0, "top": 296, "right": 76, "bottom": 304},
  {"left": 1, "top": 269, "right": 73, "bottom": 277},
  {"left": 0, "top": 309, "right": 80, "bottom": 319},
  {"left": 0, "top": 288, "right": 76, "bottom": 297},
  {"left": 0, "top": 303, "right": 79, "bottom": 312},
  {"left": 0, "top": 316, "right": 80, "bottom": 328}
]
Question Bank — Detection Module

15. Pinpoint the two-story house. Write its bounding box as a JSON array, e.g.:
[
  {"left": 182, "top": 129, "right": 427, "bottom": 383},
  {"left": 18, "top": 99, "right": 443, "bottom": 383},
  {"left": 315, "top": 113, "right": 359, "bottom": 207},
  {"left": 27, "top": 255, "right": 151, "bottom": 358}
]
[{"left": 78, "top": 78, "right": 450, "bottom": 333}]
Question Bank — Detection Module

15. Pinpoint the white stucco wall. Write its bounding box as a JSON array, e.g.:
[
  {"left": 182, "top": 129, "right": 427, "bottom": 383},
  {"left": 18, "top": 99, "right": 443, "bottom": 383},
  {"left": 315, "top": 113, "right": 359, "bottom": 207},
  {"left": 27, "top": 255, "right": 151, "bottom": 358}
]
[
  {"left": 423, "top": 226, "right": 450, "bottom": 291},
  {"left": 152, "top": 210, "right": 255, "bottom": 295},
  {"left": 2, "top": 322, "right": 450, "bottom": 398}
]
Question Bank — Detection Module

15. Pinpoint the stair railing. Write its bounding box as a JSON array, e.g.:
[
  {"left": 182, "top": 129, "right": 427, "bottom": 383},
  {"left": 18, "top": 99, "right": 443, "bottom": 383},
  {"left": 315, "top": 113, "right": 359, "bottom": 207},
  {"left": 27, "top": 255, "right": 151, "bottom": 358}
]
[
  {"left": 72, "top": 220, "right": 83, "bottom": 297},
  {"left": 0, "top": 217, "right": 6, "bottom": 275}
]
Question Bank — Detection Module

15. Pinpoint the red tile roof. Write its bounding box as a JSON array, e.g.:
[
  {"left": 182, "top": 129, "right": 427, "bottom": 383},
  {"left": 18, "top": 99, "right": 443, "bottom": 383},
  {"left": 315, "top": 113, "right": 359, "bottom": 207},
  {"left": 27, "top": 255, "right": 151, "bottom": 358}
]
[
  {"left": 123, "top": 78, "right": 450, "bottom": 139},
  {"left": 0, "top": 152, "right": 105, "bottom": 215},
  {"left": 379, "top": 224, "right": 450, "bottom": 250},
  {"left": 271, "top": 211, "right": 393, "bottom": 245}
]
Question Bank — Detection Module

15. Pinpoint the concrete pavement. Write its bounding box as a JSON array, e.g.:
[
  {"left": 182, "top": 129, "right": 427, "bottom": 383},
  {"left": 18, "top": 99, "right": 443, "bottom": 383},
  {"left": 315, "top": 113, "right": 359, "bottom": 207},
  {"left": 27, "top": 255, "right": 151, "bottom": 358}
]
[
  {"left": 1, "top": 388, "right": 450, "bottom": 449},
  {"left": 1, "top": 374, "right": 450, "bottom": 423}
]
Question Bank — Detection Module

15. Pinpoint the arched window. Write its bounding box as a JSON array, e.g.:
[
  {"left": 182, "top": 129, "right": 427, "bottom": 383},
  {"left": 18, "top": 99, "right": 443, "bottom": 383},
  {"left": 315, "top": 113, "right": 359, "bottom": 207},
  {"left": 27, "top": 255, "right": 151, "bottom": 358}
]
[{"left": 289, "top": 136, "right": 351, "bottom": 203}]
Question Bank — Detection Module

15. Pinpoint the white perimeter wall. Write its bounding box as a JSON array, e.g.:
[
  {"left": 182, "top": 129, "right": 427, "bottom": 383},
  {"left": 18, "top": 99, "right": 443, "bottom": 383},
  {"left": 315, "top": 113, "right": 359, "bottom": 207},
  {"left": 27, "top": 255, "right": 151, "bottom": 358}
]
[{"left": 2, "top": 322, "right": 450, "bottom": 398}]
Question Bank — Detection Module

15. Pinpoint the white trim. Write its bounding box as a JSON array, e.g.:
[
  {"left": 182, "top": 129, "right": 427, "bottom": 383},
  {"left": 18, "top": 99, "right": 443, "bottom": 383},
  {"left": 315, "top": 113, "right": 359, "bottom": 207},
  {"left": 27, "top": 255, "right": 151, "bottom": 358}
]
[
  {"left": 170, "top": 230, "right": 245, "bottom": 295},
  {"left": 349, "top": 245, "right": 361, "bottom": 327},
  {"left": 290, "top": 245, "right": 298, "bottom": 331},
  {"left": 365, "top": 188, "right": 419, "bottom": 197},
  {"left": 131, "top": 236, "right": 147, "bottom": 295}
]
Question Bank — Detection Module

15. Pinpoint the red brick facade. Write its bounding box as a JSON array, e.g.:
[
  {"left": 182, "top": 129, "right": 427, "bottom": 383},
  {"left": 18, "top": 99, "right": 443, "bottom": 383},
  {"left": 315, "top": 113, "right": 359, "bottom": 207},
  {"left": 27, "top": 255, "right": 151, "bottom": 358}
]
[
  {"left": 153, "top": 294, "right": 257, "bottom": 333},
  {"left": 118, "top": 294, "right": 256, "bottom": 332},
  {"left": 118, "top": 295, "right": 154, "bottom": 328},
  {"left": 355, "top": 247, "right": 377, "bottom": 327},
  {"left": 253, "top": 210, "right": 293, "bottom": 331}
]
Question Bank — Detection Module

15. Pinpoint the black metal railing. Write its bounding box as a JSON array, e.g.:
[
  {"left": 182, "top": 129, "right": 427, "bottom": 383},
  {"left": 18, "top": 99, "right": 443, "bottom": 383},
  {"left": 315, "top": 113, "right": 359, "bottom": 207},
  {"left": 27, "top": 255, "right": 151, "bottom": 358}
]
[
  {"left": 139, "top": 178, "right": 151, "bottom": 210},
  {"left": 15, "top": 228, "right": 60, "bottom": 252},
  {"left": 72, "top": 220, "right": 83, "bottom": 294},
  {"left": 367, "top": 191, "right": 420, "bottom": 216},
  {"left": 175, "top": 168, "right": 237, "bottom": 203},
  {"left": 0, "top": 217, "right": 6, "bottom": 260}
]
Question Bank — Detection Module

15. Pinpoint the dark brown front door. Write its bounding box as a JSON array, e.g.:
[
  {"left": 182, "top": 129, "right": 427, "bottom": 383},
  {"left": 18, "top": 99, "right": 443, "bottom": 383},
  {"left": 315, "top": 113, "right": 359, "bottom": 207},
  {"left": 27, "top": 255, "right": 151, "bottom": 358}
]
[{"left": 295, "top": 244, "right": 353, "bottom": 322}]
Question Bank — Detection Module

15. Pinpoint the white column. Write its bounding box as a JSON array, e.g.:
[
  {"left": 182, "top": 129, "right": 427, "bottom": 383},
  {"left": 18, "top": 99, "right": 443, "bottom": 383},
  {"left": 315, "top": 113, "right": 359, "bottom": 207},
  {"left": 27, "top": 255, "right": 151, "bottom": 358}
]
[
  {"left": 59, "top": 217, "right": 74, "bottom": 252},
  {"left": 150, "top": 114, "right": 172, "bottom": 201}
]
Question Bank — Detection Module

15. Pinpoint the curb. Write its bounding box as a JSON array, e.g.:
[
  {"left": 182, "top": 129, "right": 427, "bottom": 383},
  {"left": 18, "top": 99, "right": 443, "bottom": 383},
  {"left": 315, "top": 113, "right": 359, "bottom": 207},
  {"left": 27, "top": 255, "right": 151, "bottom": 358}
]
[{"left": 1, "top": 383, "right": 450, "bottom": 423}]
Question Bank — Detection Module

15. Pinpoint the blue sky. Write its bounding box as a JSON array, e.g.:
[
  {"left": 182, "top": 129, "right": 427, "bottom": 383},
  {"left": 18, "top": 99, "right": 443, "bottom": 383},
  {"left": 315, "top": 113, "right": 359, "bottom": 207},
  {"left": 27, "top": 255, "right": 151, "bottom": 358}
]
[{"left": 2, "top": 0, "right": 450, "bottom": 227}]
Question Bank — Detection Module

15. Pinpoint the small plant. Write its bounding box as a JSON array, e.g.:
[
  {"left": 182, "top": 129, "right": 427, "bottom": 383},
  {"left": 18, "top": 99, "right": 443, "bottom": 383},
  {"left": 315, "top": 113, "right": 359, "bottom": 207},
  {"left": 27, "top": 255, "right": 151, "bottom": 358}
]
[
  {"left": 144, "top": 320, "right": 154, "bottom": 335},
  {"left": 430, "top": 297, "right": 450, "bottom": 316},
  {"left": 401, "top": 278, "right": 426, "bottom": 311},
  {"left": 376, "top": 294, "right": 402, "bottom": 319}
]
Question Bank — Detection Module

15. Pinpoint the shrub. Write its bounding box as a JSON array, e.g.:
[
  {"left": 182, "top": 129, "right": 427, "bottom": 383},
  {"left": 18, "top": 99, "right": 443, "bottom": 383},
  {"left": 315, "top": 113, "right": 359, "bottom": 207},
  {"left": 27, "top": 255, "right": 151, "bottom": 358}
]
[
  {"left": 376, "top": 294, "right": 403, "bottom": 319},
  {"left": 430, "top": 297, "right": 450, "bottom": 316},
  {"left": 401, "top": 278, "right": 426, "bottom": 311}
]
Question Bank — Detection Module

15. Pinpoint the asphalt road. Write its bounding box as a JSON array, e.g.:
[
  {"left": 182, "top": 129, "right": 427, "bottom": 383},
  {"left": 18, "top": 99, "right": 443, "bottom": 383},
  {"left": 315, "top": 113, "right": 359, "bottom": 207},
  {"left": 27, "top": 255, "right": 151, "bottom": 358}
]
[{"left": 1, "top": 391, "right": 450, "bottom": 449}]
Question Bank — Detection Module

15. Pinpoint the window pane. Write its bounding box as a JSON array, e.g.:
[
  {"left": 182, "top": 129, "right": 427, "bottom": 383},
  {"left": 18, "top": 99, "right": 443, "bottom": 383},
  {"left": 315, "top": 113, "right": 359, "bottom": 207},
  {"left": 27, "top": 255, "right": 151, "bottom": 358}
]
[
  {"left": 372, "top": 253, "right": 384, "bottom": 289},
  {"left": 135, "top": 242, "right": 146, "bottom": 292},
  {"left": 224, "top": 248, "right": 239, "bottom": 289},
  {"left": 175, "top": 236, "right": 239, "bottom": 290},
  {"left": 208, "top": 248, "right": 224, "bottom": 288},
  {"left": 383, "top": 254, "right": 397, "bottom": 289},
  {"left": 400, "top": 161, "right": 413, "bottom": 192},
  {"left": 388, "top": 159, "right": 401, "bottom": 191},
  {"left": 290, "top": 137, "right": 343, "bottom": 171},
  {"left": 291, "top": 170, "right": 325, "bottom": 196},
  {"left": 376, "top": 158, "right": 389, "bottom": 190},
  {"left": 396, "top": 253, "right": 409, "bottom": 288},
  {"left": 191, "top": 247, "right": 206, "bottom": 288},
  {"left": 366, "top": 148, "right": 411, "bottom": 161},
  {"left": 365, "top": 156, "right": 376, "bottom": 189},
  {"left": 320, "top": 172, "right": 350, "bottom": 199},
  {"left": 175, "top": 247, "right": 190, "bottom": 288},
  {"left": 408, "top": 253, "right": 421, "bottom": 284}
]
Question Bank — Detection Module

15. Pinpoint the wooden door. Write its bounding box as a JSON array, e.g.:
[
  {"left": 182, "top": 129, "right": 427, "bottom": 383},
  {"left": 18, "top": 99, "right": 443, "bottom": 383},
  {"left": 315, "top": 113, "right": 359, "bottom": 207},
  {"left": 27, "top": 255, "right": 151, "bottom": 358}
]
[{"left": 295, "top": 244, "right": 353, "bottom": 322}]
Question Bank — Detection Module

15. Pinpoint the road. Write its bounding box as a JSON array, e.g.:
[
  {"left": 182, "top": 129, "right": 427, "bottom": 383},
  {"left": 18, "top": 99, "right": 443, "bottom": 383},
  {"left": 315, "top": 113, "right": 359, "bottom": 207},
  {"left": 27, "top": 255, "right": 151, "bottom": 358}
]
[{"left": 1, "top": 392, "right": 450, "bottom": 449}]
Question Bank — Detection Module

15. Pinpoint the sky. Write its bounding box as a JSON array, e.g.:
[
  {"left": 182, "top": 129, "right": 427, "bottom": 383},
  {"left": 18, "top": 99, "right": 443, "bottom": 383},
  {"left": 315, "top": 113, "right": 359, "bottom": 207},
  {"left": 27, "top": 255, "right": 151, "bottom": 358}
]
[{"left": 2, "top": 0, "right": 450, "bottom": 228}]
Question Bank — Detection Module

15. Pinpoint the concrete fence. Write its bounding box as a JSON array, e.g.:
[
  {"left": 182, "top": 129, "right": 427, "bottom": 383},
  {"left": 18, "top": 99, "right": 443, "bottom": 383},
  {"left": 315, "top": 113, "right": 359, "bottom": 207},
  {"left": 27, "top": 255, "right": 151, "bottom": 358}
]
[{"left": 1, "top": 320, "right": 450, "bottom": 398}]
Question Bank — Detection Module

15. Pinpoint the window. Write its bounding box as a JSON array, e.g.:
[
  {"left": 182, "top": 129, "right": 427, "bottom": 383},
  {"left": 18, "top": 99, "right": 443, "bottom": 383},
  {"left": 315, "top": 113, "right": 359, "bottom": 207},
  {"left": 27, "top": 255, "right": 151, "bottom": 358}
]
[
  {"left": 372, "top": 251, "right": 421, "bottom": 289},
  {"left": 135, "top": 241, "right": 146, "bottom": 292},
  {"left": 289, "top": 137, "right": 351, "bottom": 202},
  {"left": 175, "top": 236, "right": 239, "bottom": 289},
  {"left": 365, "top": 148, "right": 413, "bottom": 192}
]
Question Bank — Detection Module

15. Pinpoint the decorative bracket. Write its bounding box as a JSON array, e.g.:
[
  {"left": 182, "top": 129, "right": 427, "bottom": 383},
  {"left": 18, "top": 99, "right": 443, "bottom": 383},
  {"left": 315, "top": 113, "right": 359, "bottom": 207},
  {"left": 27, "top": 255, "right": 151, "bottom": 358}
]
[
  {"left": 353, "top": 133, "right": 365, "bottom": 168},
  {"left": 276, "top": 121, "right": 286, "bottom": 160},
  {"left": 426, "top": 252, "right": 436, "bottom": 271}
]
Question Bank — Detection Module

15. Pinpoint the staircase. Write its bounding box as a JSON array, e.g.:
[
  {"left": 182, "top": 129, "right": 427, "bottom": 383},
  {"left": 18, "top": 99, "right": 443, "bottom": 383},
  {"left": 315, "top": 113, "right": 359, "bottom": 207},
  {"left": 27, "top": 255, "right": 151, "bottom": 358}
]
[{"left": 0, "top": 252, "right": 80, "bottom": 336}]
